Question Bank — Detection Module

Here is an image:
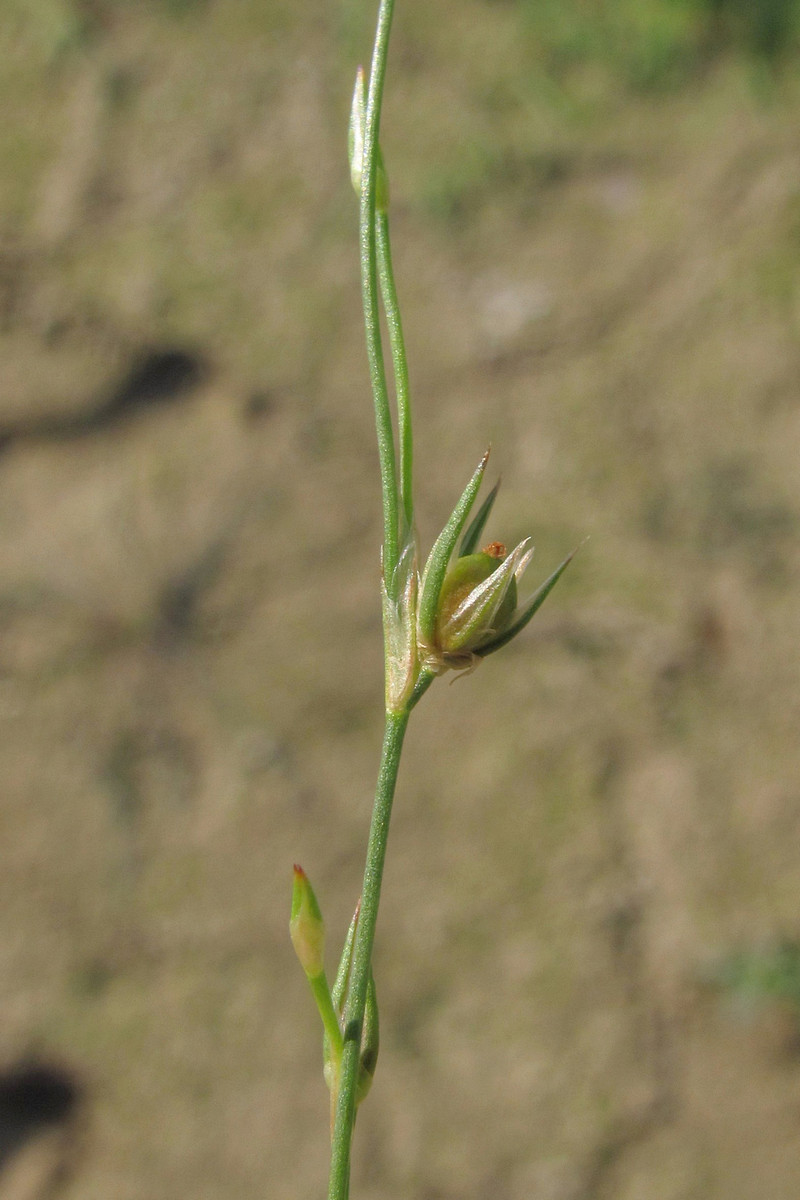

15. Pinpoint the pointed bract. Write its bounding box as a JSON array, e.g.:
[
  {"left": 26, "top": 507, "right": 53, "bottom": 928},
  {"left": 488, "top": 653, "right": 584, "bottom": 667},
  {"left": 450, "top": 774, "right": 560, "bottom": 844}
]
[
  {"left": 355, "top": 973, "right": 380, "bottom": 1105},
  {"left": 324, "top": 899, "right": 380, "bottom": 1110},
  {"left": 332, "top": 901, "right": 360, "bottom": 1013},
  {"left": 324, "top": 900, "right": 360, "bottom": 1099},
  {"left": 347, "top": 67, "right": 367, "bottom": 197},
  {"left": 382, "top": 534, "right": 419, "bottom": 712},
  {"left": 459, "top": 478, "right": 500, "bottom": 557},
  {"left": 477, "top": 546, "right": 578, "bottom": 658},
  {"left": 348, "top": 66, "right": 389, "bottom": 211},
  {"left": 417, "top": 449, "right": 490, "bottom": 652}
]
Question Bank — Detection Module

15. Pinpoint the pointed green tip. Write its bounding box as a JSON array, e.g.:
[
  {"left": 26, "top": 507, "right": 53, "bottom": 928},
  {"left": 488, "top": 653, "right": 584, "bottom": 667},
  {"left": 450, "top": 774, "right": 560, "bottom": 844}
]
[
  {"left": 332, "top": 898, "right": 362, "bottom": 1012},
  {"left": 290, "top": 864, "right": 325, "bottom": 977},
  {"left": 459, "top": 476, "right": 502, "bottom": 557},
  {"left": 290, "top": 864, "right": 309, "bottom": 918},
  {"left": 477, "top": 542, "right": 580, "bottom": 658}
]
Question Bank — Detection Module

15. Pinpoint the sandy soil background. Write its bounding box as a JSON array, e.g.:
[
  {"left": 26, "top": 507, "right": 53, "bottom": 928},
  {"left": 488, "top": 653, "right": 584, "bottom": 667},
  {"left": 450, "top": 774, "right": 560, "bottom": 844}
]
[{"left": 1, "top": 2, "right": 800, "bottom": 1198}]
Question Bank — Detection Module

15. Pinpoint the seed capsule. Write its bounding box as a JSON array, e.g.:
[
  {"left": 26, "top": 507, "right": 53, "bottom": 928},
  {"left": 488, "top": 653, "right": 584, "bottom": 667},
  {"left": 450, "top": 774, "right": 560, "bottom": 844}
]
[
  {"left": 434, "top": 547, "right": 515, "bottom": 652},
  {"left": 435, "top": 546, "right": 517, "bottom": 655}
]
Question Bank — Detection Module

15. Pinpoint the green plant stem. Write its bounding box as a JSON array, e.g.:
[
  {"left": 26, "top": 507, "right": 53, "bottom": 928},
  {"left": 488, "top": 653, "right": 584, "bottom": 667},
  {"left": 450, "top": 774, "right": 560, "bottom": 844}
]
[
  {"left": 407, "top": 668, "right": 435, "bottom": 711},
  {"left": 327, "top": 708, "right": 409, "bottom": 1200},
  {"left": 327, "top": 3, "right": 410, "bottom": 1195},
  {"left": 361, "top": 0, "right": 399, "bottom": 589},
  {"left": 310, "top": 972, "right": 344, "bottom": 1064},
  {"left": 376, "top": 210, "right": 413, "bottom": 534}
]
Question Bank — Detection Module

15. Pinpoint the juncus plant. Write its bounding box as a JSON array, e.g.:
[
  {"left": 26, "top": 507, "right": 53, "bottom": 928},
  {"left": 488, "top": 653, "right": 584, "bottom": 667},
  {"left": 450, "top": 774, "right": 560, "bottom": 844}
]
[{"left": 290, "top": 2, "right": 576, "bottom": 1195}]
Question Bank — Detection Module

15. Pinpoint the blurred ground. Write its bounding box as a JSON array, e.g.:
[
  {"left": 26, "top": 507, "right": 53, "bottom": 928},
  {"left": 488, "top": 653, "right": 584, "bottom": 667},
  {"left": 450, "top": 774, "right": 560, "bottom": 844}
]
[{"left": 1, "top": 1, "right": 800, "bottom": 1198}]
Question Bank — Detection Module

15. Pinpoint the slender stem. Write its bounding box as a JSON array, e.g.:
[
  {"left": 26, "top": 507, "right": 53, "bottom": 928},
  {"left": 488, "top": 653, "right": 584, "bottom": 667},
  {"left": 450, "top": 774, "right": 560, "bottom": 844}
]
[
  {"left": 407, "top": 668, "right": 435, "bottom": 711},
  {"left": 327, "top": 709, "right": 409, "bottom": 1200},
  {"left": 376, "top": 210, "right": 413, "bottom": 534},
  {"left": 361, "top": 0, "right": 399, "bottom": 587},
  {"left": 327, "top": 4, "right": 414, "bottom": 1196},
  {"left": 309, "top": 973, "right": 344, "bottom": 1063}
]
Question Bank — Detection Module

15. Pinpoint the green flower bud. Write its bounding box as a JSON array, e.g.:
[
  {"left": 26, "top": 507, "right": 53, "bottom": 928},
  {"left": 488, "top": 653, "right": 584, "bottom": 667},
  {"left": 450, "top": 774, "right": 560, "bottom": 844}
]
[
  {"left": 421, "top": 538, "right": 532, "bottom": 672},
  {"left": 290, "top": 864, "right": 326, "bottom": 979},
  {"left": 436, "top": 545, "right": 517, "bottom": 654}
]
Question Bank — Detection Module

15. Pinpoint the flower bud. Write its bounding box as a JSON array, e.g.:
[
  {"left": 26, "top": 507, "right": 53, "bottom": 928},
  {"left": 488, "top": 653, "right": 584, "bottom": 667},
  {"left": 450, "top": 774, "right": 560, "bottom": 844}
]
[
  {"left": 420, "top": 537, "right": 533, "bottom": 672},
  {"left": 290, "top": 864, "right": 326, "bottom": 979},
  {"left": 435, "top": 545, "right": 517, "bottom": 654}
]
